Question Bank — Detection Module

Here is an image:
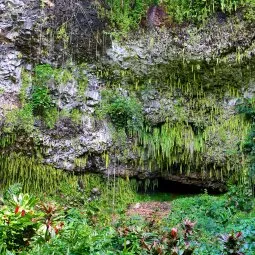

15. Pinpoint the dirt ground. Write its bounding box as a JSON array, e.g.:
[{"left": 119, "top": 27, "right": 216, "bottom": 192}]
[{"left": 126, "top": 202, "right": 171, "bottom": 221}]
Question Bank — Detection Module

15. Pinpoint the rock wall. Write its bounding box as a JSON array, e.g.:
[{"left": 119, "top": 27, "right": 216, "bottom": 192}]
[
  {"left": 0, "top": 0, "right": 109, "bottom": 120},
  {"left": 1, "top": 1, "right": 255, "bottom": 191}
]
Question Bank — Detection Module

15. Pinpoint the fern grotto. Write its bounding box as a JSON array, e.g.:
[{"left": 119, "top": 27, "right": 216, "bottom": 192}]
[{"left": 0, "top": 0, "right": 255, "bottom": 254}]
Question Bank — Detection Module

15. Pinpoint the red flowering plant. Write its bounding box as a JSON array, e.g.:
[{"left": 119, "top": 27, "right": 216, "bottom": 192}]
[
  {"left": 166, "top": 219, "right": 197, "bottom": 255},
  {"left": 35, "top": 202, "right": 65, "bottom": 242},
  {"left": 0, "top": 193, "right": 41, "bottom": 251},
  {"left": 139, "top": 219, "right": 197, "bottom": 255},
  {"left": 219, "top": 231, "right": 245, "bottom": 255}
]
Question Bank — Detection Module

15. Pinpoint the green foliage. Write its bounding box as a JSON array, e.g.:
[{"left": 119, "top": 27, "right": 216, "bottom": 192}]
[
  {"left": 28, "top": 223, "right": 116, "bottom": 255},
  {"left": 3, "top": 183, "right": 23, "bottom": 201},
  {"left": 31, "top": 85, "right": 53, "bottom": 116},
  {"left": 167, "top": 192, "right": 255, "bottom": 254},
  {"left": 237, "top": 97, "right": 255, "bottom": 190},
  {"left": 0, "top": 193, "right": 40, "bottom": 251},
  {"left": 105, "top": 0, "right": 153, "bottom": 37},
  {"left": 164, "top": 0, "right": 245, "bottom": 23},
  {"left": 31, "top": 64, "right": 56, "bottom": 117},
  {"left": 0, "top": 187, "right": 65, "bottom": 254},
  {"left": 243, "top": 0, "right": 255, "bottom": 22},
  {"left": 99, "top": 57, "right": 252, "bottom": 179},
  {"left": 0, "top": 183, "right": 254, "bottom": 255},
  {"left": 99, "top": 90, "right": 144, "bottom": 131},
  {"left": 77, "top": 70, "right": 89, "bottom": 99},
  {"left": 225, "top": 217, "right": 255, "bottom": 255},
  {"left": 225, "top": 184, "right": 254, "bottom": 212},
  {"left": 104, "top": 0, "right": 248, "bottom": 36},
  {"left": 3, "top": 63, "right": 89, "bottom": 134},
  {"left": 70, "top": 109, "right": 83, "bottom": 125},
  {"left": 34, "top": 64, "right": 55, "bottom": 83},
  {"left": 0, "top": 154, "right": 67, "bottom": 193},
  {"left": 43, "top": 107, "right": 59, "bottom": 129},
  {"left": 3, "top": 64, "right": 56, "bottom": 133},
  {"left": 4, "top": 104, "right": 34, "bottom": 133},
  {"left": 237, "top": 98, "right": 255, "bottom": 121}
]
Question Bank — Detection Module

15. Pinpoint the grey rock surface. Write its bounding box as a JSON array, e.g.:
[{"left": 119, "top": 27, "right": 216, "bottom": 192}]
[
  {"left": 1, "top": 0, "right": 255, "bottom": 190},
  {"left": 105, "top": 15, "right": 255, "bottom": 73}
]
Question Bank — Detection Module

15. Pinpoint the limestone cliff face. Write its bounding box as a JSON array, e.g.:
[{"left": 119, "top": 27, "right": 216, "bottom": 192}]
[{"left": 1, "top": 0, "right": 255, "bottom": 190}]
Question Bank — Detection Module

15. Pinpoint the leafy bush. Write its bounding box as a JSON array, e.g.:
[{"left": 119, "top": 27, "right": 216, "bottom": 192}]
[
  {"left": 104, "top": 0, "right": 248, "bottom": 36},
  {"left": 164, "top": 0, "right": 245, "bottom": 23},
  {"left": 34, "top": 64, "right": 55, "bottom": 83},
  {"left": 99, "top": 91, "right": 144, "bottom": 131},
  {"left": 0, "top": 187, "right": 65, "bottom": 254},
  {"left": 225, "top": 184, "right": 254, "bottom": 213},
  {"left": 236, "top": 98, "right": 255, "bottom": 121},
  {"left": 0, "top": 193, "right": 40, "bottom": 251},
  {"left": 31, "top": 85, "right": 54, "bottom": 116},
  {"left": 105, "top": 0, "right": 153, "bottom": 36},
  {"left": 30, "top": 64, "right": 55, "bottom": 116}
]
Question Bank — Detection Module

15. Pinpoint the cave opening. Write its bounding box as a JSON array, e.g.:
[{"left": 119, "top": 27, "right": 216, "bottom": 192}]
[{"left": 135, "top": 177, "right": 225, "bottom": 195}]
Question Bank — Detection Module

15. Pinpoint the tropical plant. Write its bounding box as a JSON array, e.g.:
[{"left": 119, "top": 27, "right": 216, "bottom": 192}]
[
  {"left": 219, "top": 231, "right": 244, "bottom": 255},
  {"left": 225, "top": 184, "right": 254, "bottom": 212},
  {"left": 99, "top": 90, "right": 144, "bottom": 131},
  {"left": 31, "top": 85, "right": 53, "bottom": 116},
  {"left": 0, "top": 193, "right": 40, "bottom": 251},
  {"left": 35, "top": 202, "right": 65, "bottom": 242}
]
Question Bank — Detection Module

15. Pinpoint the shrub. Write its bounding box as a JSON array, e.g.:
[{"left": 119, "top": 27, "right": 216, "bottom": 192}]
[
  {"left": 0, "top": 186, "right": 65, "bottom": 254},
  {"left": 104, "top": 0, "right": 248, "bottom": 37},
  {"left": 225, "top": 184, "right": 254, "bottom": 212},
  {"left": 236, "top": 98, "right": 255, "bottom": 122},
  {"left": 99, "top": 91, "right": 144, "bottom": 131},
  {"left": 34, "top": 64, "right": 55, "bottom": 84},
  {"left": 104, "top": 0, "right": 152, "bottom": 36},
  {"left": 164, "top": 0, "right": 245, "bottom": 23},
  {"left": 0, "top": 193, "right": 40, "bottom": 251},
  {"left": 31, "top": 85, "right": 54, "bottom": 116},
  {"left": 219, "top": 231, "right": 244, "bottom": 255}
]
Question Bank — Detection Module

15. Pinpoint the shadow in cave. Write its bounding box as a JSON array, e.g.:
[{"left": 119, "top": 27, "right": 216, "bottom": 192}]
[{"left": 136, "top": 178, "right": 224, "bottom": 196}]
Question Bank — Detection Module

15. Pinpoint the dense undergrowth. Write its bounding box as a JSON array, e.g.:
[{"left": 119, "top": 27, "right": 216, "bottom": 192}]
[
  {"left": 0, "top": 182, "right": 254, "bottom": 255},
  {"left": 104, "top": 0, "right": 255, "bottom": 36}
]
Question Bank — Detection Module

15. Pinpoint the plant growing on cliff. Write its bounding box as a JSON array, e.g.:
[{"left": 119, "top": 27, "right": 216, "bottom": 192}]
[
  {"left": 236, "top": 98, "right": 255, "bottom": 194},
  {"left": 31, "top": 64, "right": 55, "bottom": 116},
  {"left": 164, "top": 0, "right": 246, "bottom": 23},
  {"left": 31, "top": 85, "right": 54, "bottom": 116},
  {"left": 9, "top": 64, "right": 86, "bottom": 131},
  {"left": 104, "top": 0, "right": 248, "bottom": 36},
  {"left": 104, "top": 0, "right": 152, "bottom": 36},
  {"left": 98, "top": 90, "right": 144, "bottom": 131}
]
